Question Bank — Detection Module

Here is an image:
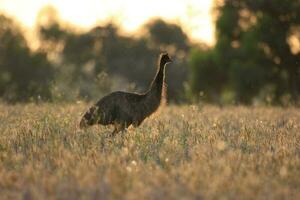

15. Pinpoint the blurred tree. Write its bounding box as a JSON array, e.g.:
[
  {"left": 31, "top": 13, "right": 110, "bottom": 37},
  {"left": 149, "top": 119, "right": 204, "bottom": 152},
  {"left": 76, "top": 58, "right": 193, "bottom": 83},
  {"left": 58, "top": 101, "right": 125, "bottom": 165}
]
[
  {"left": 245, "top": 0, "right": 300, "bottom": 104},
  {"left": 145, "top": 19, "right": 190, "bottom": 52},
  {"left": 0, "top": 15, "right": 54, "bottom": 102},
  {"left": 188, "top": 48, "right": 225, "bottom": 103},
  {"left": 189, "top": 0, "right": 300, "bottom": 105}
]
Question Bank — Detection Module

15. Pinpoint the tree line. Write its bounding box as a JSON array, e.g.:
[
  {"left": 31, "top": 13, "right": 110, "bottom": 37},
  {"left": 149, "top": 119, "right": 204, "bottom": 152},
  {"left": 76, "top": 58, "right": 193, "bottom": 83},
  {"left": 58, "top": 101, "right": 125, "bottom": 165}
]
[
  {"left": 0, "top": 6, "right": 190, "bottom": 103},
  {"left": 1, "top": 1, "right": 299, "bottom": 105}
]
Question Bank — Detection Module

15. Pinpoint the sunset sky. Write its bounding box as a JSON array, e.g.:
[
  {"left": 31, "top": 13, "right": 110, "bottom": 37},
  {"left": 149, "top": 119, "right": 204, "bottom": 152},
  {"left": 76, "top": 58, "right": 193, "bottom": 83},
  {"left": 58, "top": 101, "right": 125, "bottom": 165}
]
[{"left": 0, "top": 0, "right": 215, "bottom": 44}]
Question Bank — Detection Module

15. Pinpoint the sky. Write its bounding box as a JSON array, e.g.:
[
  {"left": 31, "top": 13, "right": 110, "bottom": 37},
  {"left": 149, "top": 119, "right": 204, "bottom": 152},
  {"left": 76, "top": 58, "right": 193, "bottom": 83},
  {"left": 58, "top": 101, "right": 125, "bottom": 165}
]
[{"left": 0, "top": 0, "right": 215, "bottom": 44}]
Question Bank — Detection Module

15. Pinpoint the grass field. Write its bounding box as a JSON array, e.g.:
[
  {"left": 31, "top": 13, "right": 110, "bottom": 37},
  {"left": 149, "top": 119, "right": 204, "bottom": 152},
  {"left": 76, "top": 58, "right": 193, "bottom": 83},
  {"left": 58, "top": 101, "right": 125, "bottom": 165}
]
[{"left": 0, "top": 103, "right": 299, "bottom": 199}]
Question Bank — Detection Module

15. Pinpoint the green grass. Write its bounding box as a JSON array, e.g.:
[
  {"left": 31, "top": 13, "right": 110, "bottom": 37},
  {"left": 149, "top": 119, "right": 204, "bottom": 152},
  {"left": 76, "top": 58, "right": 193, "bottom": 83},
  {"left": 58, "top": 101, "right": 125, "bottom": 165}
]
[{"left": 0, "top": 103, "right": 299, "bottom": 199}]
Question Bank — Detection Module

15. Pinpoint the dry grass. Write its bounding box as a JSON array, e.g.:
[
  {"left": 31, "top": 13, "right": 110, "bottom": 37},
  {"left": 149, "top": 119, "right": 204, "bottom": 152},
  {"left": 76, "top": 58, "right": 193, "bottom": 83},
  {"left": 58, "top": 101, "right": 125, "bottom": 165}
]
[{"left": 0, "top": 103, "right": 299, "bottom": 200}]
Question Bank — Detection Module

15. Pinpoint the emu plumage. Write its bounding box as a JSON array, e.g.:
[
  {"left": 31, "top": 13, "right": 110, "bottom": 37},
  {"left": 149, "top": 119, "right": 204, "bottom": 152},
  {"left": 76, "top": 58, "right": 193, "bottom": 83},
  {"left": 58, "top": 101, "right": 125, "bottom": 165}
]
[{"left": 79, "top": 53, "right": 172, "bottom": 135}]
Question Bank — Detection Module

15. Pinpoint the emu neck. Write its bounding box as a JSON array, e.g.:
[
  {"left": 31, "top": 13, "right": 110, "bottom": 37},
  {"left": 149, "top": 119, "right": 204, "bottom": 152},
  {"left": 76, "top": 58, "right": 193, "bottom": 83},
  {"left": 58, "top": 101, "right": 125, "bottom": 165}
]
[
  {"left": 148, "top": 60, "right": 166, "bottom": 97},
  {"left": 138, "top": 58, "right": 166, "bottom": 118}
]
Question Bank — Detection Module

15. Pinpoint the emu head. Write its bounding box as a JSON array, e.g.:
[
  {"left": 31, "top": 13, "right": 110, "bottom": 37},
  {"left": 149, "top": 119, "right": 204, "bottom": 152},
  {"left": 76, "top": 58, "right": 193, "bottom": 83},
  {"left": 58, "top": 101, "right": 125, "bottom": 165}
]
[{"left": 160, "top": 53, "right": 172, "bottom": 65}]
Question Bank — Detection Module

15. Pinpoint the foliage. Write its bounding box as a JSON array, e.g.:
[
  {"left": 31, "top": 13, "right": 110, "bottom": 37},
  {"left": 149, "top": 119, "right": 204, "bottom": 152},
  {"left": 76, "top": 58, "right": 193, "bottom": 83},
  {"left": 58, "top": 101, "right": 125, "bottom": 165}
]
[
  {"left": 0, "top": 15, "right": 54, "bottom": 102},
  {"left": 145, "top": 19, "right": 189, "bottom": 51},
  {"left": 0, "top": 104, "right": 299, "bottom": 199},
  {"left": 189, "top": 0, "right": 300, "bottom": 105},
  {"left": 188, "top": 48, "right": 225, "bottom": 103}
]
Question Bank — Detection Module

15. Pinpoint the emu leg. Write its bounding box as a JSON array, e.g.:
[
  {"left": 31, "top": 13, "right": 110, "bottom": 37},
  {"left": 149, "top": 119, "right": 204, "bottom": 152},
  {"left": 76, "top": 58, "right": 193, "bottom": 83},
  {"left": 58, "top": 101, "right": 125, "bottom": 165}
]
[
  {"left": 132, "top": 120, "right": 142, "bottom": 128},
  {"left": 110, "top": 123, "right": 125, "bottom": 137}
]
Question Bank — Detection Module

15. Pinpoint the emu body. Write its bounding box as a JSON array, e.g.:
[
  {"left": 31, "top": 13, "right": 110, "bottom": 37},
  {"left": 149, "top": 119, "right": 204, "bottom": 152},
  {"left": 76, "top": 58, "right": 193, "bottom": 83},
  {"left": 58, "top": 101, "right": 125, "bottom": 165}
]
[{"left": 80, "top": 53, "right": 172, "bottom": 135}]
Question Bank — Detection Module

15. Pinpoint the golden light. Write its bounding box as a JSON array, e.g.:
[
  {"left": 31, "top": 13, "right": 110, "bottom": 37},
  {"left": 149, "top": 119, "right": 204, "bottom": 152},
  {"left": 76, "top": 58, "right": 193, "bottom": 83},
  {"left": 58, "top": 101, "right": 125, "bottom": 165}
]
[{"left": 0, "top": 0, "right": 215, "bottom": 44}]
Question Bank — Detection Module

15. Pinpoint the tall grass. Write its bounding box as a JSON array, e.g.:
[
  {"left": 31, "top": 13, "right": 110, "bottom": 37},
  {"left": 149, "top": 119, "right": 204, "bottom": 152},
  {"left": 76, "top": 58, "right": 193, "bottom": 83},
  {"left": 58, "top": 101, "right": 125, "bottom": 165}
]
[{"left": 0, "top": 103, "right": 299, "bottom": 199}]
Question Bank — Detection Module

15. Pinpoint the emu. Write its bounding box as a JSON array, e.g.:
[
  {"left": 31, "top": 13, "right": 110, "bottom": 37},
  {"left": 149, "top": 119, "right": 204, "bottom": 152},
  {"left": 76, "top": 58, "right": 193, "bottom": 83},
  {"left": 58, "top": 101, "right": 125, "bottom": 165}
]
[{"left": 79, "top": 53, "right": 172, "bottom": 136}]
